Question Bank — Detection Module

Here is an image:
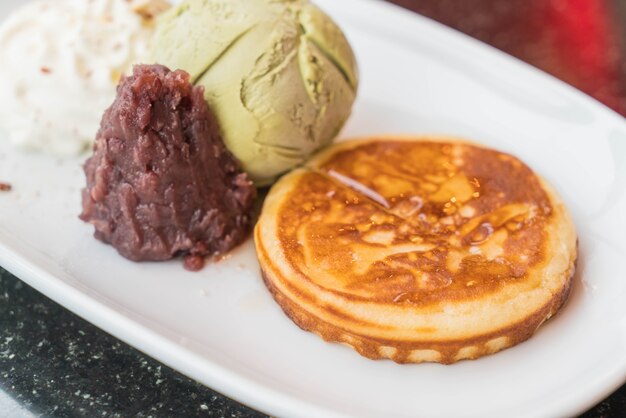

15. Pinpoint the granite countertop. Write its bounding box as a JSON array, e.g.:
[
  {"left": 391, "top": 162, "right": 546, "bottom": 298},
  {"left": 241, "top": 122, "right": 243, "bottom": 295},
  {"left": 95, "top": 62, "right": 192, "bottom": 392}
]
[
  {"left": 0, "top": 267, "right": 263, "bottom": 418},
  {"left": 1, "top": 267, "right": 625, "bottom": 417},
  {"left": 2, "top": 0, "right": 626, "bottom": 417}
]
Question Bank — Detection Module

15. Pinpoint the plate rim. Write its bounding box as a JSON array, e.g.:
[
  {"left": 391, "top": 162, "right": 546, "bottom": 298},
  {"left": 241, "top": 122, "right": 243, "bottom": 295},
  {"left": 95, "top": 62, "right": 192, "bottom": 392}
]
[{"left": 1, "top": 0, "right": 626, "bottom": 417}]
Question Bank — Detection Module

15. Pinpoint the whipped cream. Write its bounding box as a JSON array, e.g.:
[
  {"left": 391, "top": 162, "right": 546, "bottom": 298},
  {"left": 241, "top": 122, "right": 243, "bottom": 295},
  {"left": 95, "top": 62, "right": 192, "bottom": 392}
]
[{"left": 0, "top": 0, "right": 169, "bottom": 155}]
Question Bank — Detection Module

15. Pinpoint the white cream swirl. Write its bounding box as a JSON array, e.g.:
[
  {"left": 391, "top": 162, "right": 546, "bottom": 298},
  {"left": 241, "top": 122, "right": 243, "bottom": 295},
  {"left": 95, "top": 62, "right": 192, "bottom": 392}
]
[{"left": 0, "top": 0, "right": 168, "bottom": 155}]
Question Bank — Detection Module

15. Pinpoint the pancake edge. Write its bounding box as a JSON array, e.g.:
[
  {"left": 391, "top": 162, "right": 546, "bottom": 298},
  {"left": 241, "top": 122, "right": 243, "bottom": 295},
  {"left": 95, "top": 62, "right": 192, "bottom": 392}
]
[{"left": 255, "top": 137, "right": 578, "bottom": 364}]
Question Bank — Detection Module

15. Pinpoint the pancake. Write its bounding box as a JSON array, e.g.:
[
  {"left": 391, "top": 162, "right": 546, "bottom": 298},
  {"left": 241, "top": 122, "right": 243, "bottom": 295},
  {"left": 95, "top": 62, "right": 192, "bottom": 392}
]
[{"left": 255, "top": 137, "right": 577, "bottom": 364}]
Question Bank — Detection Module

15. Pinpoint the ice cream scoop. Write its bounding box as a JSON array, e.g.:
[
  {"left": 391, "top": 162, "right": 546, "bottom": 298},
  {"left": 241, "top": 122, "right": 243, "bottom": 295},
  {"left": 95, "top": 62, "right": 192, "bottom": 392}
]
[
  {"left": 150, "top": 0, "right": 358, "bottom": 185},
  {"left": 0, "top": 0, "right": 169, "bottom": 155}
]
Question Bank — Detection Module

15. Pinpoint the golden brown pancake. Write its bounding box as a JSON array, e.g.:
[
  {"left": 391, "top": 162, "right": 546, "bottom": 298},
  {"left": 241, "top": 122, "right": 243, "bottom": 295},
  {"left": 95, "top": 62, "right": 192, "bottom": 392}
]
[{"left": 255, "top": 137, "right": 577, "bottom": 364}]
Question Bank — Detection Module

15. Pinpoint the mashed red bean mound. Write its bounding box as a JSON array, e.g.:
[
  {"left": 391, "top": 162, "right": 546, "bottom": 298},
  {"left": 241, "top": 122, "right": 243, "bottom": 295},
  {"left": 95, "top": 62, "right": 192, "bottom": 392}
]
[{"left": 80, "top": 64, "right": 256, "bottom": 271}]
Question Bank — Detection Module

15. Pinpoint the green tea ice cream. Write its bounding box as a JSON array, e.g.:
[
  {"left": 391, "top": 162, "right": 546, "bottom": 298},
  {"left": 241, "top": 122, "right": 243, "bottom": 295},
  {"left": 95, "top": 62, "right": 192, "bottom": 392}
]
[{"left": 151, "top": 0, "right": 358, "bottom": 185}]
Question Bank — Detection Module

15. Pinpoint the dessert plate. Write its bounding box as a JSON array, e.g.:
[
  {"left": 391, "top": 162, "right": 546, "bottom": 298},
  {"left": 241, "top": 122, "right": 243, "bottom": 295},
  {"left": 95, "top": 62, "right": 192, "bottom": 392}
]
[{"left": 1, "top": 0, "right": 625, "bottom": 417}]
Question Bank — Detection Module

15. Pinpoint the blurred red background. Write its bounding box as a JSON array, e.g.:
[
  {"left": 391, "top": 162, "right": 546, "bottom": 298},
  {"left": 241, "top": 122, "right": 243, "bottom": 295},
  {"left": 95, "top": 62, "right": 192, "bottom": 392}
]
[{"left": 386, "top": 0, "right": 626, "bottom": 117}]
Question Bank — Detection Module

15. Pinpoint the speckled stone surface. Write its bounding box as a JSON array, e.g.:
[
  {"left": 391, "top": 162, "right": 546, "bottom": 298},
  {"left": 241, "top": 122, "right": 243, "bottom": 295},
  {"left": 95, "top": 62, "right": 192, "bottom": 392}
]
[
  {"left": 0, "top": 268, "right": 266, "bottom": 418},
  {"left": 1, "top": 266, "right": 626, "bottom": 417},
  {"left": 1, "top": 0, "right": 626, "bottom": 416}
]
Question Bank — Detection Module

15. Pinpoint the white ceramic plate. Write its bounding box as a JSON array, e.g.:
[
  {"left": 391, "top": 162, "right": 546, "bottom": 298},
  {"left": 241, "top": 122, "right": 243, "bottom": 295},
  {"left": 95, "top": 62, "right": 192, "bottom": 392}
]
[{"left": 1, "top": 0, "right": 625, "bottom": 417}]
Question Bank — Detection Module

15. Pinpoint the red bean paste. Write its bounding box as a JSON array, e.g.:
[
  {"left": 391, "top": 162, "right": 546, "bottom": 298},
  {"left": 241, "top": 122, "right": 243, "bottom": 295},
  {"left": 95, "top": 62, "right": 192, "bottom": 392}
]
[{"left": 80, "top": 65, "right": 256, "bottom": 271}]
